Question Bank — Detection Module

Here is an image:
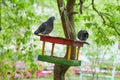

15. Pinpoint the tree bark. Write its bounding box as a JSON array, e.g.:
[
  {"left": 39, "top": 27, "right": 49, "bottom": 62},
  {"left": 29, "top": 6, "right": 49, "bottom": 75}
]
[{"left": 54, "top": 0, "right": 76, "bottom": 80}]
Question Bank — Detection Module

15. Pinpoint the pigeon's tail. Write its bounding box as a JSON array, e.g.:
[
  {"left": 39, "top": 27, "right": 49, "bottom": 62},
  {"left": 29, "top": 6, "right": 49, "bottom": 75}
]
[{"left": 34, "top": 30, "right": 39, "bottom": 35}]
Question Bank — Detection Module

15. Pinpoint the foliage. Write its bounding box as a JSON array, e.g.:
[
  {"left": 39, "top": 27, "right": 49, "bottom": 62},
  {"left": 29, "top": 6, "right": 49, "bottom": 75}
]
[
  {"left": 74, "top": 0, "right": 120, "bottom": 46},
  {"left": 0, "top": 0, "right": 120, "bottom": 79},
  {"left": 0, "top": 0, "right": 40, "bottom": 78},
  {"left": 116, "top": 65, "right": 120, "bottom": 71}
]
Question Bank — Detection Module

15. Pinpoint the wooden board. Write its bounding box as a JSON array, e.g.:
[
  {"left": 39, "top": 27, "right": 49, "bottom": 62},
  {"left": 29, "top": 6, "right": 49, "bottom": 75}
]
[
  {"left": 39, "top": 35, "right": 89, "bottom": 47},
  {"left": 38, "top": 55, "right": 81, "bottom": 66}
]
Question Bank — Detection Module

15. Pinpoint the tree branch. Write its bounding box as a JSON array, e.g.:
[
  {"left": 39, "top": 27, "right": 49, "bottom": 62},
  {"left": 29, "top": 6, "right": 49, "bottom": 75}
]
[
  {"left": 57, "top": 0, "right": 70, "bottom": 38},
  {"left": 70, "top": 12, "right": 79, "bottom": 16},
  {"left": 105, "top": 23, "right": 120, "bottom": 36},
  {"left": 101, "top": 13, "right": 120, "bottom": 36},
  {"left": 91, "top": 0, "right": 120, "bottom": 36},
  {"left": 85, "top": 3, "right": 92, "bottom": 9},
  {"left": 91, "top": 0, "right": 105, "bottom": 24},
  {"left": 79, "top": 0, "right": 83, "bottom": 14},
  {"left": 112, "top": 26, "right": 120, "bottom": 36},
  {"left": 54, "top": 0, "right": 77, "bottom": 80},
  {"left": 66, "top": 0, "right": 76, "bottom": 30},
  {"left": 66, "top": 0, "right": 76, "bottom": 60}
]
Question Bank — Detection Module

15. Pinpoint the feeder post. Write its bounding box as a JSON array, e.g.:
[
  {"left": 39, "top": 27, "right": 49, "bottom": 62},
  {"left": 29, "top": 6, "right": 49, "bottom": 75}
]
[
  {"left": 51, "top": 43, "right": 55, "bottom": 56},
  {"left": 76, "top": 46, "right": 80, "bottom": 60},
  {"left": 67, "top": 46, "right": 72, "bottom": 60},
  {"left": 42, "top": 41, "right": 45, "bottom": 55}
]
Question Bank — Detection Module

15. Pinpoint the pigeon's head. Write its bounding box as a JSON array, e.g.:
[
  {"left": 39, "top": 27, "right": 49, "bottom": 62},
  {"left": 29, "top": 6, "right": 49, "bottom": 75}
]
[
  {"left": 49, "top": 16, "right": 55, "bottom": 21},
  {"left": 77, "top": 30, "right": 89, "bottom": 41}
]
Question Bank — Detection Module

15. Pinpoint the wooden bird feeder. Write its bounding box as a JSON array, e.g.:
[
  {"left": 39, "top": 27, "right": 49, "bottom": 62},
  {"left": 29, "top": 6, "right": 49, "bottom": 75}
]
[{"left": 37, "top": 35, "right": 89, "bottom": 66}]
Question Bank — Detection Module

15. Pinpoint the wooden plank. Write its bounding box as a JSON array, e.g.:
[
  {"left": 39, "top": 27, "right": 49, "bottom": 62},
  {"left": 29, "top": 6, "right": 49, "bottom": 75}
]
[
  {"left": 67, "top": 46, "right": 72, "bottom": 60},
  {"left": 39, "top": 35, "right": 89, "bottom": 47},
  {"left": 40, "top": 35, "right": 73, "bottom": 45},
  {"left": 42, "top": 41, "right": 45, "bottom": 55},
  {"left": 76, "top": 46, "right": 80, "bottom": 60},
  {"left": 38, "top": 55, "right": 81, "bottom": 66},
  {"left": 51, "top": 43, "right": 55, "bottom": 56}
]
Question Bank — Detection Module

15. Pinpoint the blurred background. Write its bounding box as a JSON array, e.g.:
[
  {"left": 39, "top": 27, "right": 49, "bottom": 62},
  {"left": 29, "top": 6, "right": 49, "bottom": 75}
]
[{"left": 0, "top": 0, "right": 120, "bottom": 80}]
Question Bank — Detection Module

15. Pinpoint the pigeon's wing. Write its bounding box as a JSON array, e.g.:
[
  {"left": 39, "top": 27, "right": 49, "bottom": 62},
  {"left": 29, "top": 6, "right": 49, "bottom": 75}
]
[
  {"left": 34, "top": 22, "right": 47, "bottom": 35},
  {"left": 44, "top": 24, "right": 53, "bottom": 34},
  {"left": 43, "top": 18, "right": 54, "bottom": 34},
  {"left": 77, "top": 31, "right": 81, "bottom": 39},
  {"left": 39, "top": 22, "right": 47, "bottom": 33},
  {"left": 85, "top": 33, "right": 89, "bottom": 39}
]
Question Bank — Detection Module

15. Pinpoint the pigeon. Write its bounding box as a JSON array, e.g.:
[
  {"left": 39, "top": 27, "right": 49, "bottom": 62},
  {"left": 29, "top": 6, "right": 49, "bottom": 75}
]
[
  {"left": 77, "top": 30, "right": 89, "bottom": 41},
  {"left": 34, "top": 16, "right": 55, "bottom": 35}
]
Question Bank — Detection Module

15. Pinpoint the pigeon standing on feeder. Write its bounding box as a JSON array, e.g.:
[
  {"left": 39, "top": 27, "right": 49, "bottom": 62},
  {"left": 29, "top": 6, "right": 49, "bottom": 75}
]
[
  {"left": 34, "top": 16, "right": 55, "bottom": 56},
  {"left": 34, "top": 16, "right": 55, "bottom": 35},
  {"left": 77, "top": 30, "right": 89, "bottom": 41}
]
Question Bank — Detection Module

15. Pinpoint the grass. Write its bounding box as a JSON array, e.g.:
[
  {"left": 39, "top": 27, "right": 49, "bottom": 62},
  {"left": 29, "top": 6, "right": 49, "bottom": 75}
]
[
  {"left": 31, "top": 77, "right": 120, "bottom": 80},
  {"left": 23, "top": 75, "right": 120, "bottom": 80},
  {"left": 1, "top": 73, "right": 120, "bottom": 80},
  {"left": 2, "top": 77, "right": 120, "bottom": 80}
]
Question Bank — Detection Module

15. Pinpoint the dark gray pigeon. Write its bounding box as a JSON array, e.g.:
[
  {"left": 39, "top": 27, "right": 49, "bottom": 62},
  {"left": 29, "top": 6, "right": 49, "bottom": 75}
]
[
  {"left": 34, "top": 16, "right": 55, "bottom": 35},
  {"left": 77, "top": 30, "right": 89, "bottom": 41}
]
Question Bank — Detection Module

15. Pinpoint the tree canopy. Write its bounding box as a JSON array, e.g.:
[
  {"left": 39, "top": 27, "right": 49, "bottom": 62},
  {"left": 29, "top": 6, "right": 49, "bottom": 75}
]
[{"left": 0, "top": 0, "right": 120, "bottom": 79}]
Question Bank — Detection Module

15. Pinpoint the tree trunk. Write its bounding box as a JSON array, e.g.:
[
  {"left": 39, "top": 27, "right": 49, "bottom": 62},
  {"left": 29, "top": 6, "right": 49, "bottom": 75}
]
[{"left": 54, "top": 0, "right": 76, "bottom": 80}]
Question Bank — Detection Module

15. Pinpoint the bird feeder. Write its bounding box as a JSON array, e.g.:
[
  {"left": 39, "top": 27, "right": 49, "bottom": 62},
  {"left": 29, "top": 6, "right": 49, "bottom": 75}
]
[{"left": 37, "top": 35, "right": 89, "bottom": 66}]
